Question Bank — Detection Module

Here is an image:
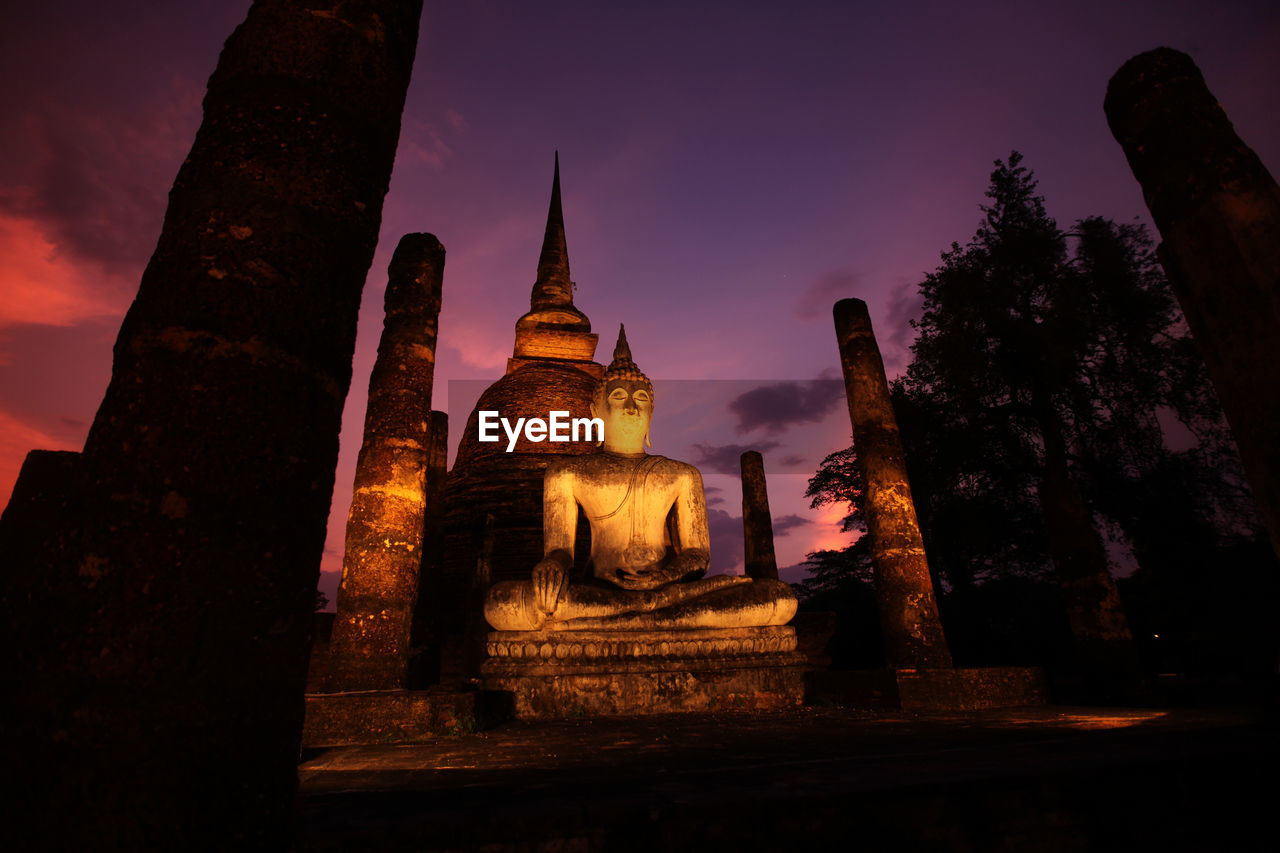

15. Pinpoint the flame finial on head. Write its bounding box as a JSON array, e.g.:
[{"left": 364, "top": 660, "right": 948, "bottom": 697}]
[{"left": 599, "top": 324, "right": 651, "bottom": 392}]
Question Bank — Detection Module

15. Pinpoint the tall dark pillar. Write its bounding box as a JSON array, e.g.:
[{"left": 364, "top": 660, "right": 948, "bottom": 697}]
[
  {"left": 834, "top": 298, "right": 953, "bottom": 669},
  {"left": 0, "top": 1, "right": 423, "bottom": 847},
  {"left": 1106, "top": 48, "right": 1280, "bottom": 557},
  {"left": 328, "top": 234, "right": 445, "bottom": 691},
  {"left": 741, "top": 450, "right": 780, "bottom": 580},
  {"left": 408, "top": 409, "right": 450, "bottom": 686}
]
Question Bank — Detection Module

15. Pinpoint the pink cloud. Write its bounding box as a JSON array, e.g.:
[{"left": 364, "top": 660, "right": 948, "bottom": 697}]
[
  {"left": 0, "top": 215, "right": 131, "bottom": 331},
  {"left": 0, "top": 78, "right": 200, "bottom": 283},
  {"left": 794, "top": 268, "right": 863, "bottom": 321}
]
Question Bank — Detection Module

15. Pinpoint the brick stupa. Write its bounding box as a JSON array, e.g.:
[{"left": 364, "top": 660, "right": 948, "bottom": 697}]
[{"left": 436, "top": 155, "right": 603, "bottom": 679}]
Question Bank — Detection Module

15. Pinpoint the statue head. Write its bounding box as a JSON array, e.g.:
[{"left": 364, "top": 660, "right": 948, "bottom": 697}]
[{"left": 592, "top": 325, "right": 653, "bottom": 453}]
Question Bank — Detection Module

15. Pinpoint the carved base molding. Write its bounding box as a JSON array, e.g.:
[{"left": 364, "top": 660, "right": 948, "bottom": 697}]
[{"left": 482, "top": 626, "right": 806, "bottom": 718}]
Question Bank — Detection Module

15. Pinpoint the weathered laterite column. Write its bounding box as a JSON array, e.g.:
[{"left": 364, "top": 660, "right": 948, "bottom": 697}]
[
  {"left": 1105, "top": 48, "right": 1280, "bottom": 558},
  {"left": 0, "top": 2, "right": 423, "bottom": 848},
  {"left": 328, "top": 234, "right": 445, "bottom": 691},
  {"left": 741, "top": 450, "right": 780, "bottom": 580},
  {"left": 408, "top": 409, "right": 449, "bottom": 686},
  {"left": 834, "top": 298, "right": 953, "bottom": 668}
]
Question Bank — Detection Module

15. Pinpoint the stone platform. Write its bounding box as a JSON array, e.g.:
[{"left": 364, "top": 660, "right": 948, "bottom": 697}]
[
  {"left": 481, "top": 626, "right": 807, "bottom": 718},
  {"left": 296, "top": 706, "right": 1278, "bottom": 851},
  {"left": 302, "top": 689, "right": 495, "bottom": 747},
  {"left": 806, "top": 665, "right": 1049, "bottom": 710}
]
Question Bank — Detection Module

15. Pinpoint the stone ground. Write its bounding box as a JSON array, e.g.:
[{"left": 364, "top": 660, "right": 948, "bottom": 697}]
[{"left": 296, "top": 704, "right": 1277, "bottom": 851}]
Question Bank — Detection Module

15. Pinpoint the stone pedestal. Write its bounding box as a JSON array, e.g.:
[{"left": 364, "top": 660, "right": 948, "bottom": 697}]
[{"left": 481, "top": 627, "right": 807, "bottom": 718}]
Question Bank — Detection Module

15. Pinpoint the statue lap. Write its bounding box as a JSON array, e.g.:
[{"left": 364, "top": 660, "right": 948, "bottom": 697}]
[{"left": 485, "top": 574, "right": 798, "bottom": 631}]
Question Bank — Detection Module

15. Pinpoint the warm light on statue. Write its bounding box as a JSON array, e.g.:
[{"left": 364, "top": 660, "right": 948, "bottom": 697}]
[{"left": 484, "top": 325, "right": 797, "bottom": 631}]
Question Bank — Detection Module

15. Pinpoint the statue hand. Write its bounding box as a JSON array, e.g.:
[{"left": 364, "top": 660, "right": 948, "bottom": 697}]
[
  {"left": 614, "top": 563, "right": 670, "bottom": 590},
  {"left": 615, "top": 552, "right": 704, "bottom": 590},
  {"left": 532, "top": 551, "right": 570, "bottom": 615}
]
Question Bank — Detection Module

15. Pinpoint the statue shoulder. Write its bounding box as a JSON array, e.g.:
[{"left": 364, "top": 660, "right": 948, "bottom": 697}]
[
  {"left": 544, "top": 456, "right": 584, "bottom": 481},
  {"left": 648, "top": 455, "right": 703, "bottom": 484}
]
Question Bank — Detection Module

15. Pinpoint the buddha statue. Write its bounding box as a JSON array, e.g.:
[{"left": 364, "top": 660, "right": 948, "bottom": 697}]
[{"left": 484, "top": 326, "right": 798, "bottom": 632}]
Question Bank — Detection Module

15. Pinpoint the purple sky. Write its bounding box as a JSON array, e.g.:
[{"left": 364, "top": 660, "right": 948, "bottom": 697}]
[{"left": 2, "top": 1, "right": 1277, "bottom": 603}]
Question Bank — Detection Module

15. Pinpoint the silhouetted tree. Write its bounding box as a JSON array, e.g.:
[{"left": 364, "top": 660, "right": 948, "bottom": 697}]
[{"left": 807, "top": 152, "right": 1274, "bottom": 676}]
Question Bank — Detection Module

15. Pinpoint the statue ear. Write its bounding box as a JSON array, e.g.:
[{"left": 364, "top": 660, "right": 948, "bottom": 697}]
[{"left": 645, "top": 431, "right": 652, "bottom": 449}]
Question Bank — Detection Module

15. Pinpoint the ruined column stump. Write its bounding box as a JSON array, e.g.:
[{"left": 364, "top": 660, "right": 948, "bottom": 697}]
[
  {"left": 741, "top": 450, "right": 780, "bottom": 581},
  {"left": 828, "top": 299, "right": 1046, "bottom": 709},
  {"left": 327, "top": 233, "right": 445, "bottom": 692},
  {"left": 834, "top": 298, "right": 952, "bottom": 669},
  {"left": 1105, "top": 48, "right": 1280, "bottom": 558},
  {"left": 406, "top": 409, "right": 449, "bottom": 687},
  {"left": 481, "top": 627, "right": 806, "bottom": 719},
  {"left": 0, "top": 2, "right": 424, "bottom": 848}
]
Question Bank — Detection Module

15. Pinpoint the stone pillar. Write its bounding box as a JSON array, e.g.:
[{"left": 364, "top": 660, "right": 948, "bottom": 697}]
[
  {"left": 464, "top": 514, "right": 497, "bottom": 680},
  {"left": 328, "top": 234, "right": 445, "bottom": 691},
  {"left": 1105, "top": 48, "right": 1280, "bottom": 558},
  {"left": 408, "top": 409, "right": 449, "bottom": 686},
  {"left": 834, "top": 298, "right": 953, "bottom": 669},
  {"left": 741, "top": 450, "right": 780, "bottom": 580},
  {"left": 0, "top": 2, "right": 423, "bottom": 848}
]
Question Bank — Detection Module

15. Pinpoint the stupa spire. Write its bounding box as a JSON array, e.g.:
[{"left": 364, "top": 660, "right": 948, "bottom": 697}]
[
  {"left": 508, "top": 153, "right": 596, "bottom": 375},
  {"left": 532, "top": 151, "right": 574, "bottom": 309}
]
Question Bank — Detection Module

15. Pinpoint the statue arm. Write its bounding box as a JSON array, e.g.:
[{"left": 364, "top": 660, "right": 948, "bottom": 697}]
[
  {"left": 533, "top": 462, "right": 575, "bottom": 614},
  {"left": 668, "top": 465, "right": 710, "bottom": 581}
]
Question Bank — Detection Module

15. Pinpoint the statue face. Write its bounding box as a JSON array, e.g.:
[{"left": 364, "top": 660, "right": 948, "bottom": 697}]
[{"left": 593, "top": 378, "right": 653, "bottom": 451}]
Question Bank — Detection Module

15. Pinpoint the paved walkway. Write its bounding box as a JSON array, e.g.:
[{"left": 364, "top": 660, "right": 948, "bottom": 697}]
[{"left": 297, "top": 706, "right": 1276, "bottom": 851}]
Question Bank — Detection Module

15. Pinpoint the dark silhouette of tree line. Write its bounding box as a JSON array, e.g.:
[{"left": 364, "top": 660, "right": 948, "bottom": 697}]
[{"left": 802, "top": 153, "right": 1279, "bottom": 684}]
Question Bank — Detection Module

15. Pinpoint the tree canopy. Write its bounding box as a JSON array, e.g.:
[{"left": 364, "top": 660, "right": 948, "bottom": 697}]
[{"left": 804, "top": 152, "right": 1272, "bottom": 673}]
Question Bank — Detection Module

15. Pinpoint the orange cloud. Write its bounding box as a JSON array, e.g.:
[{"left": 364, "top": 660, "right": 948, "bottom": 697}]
[{"left": 0, "top": 214, "right": 130, "bottom": 329}]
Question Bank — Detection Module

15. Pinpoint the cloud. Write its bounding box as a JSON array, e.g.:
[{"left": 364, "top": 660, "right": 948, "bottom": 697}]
[
  {"left": 728, "top": 380, "right": 843, "bottom": 435},
  {"left": 706, "top": 507, "right": 744, "bottom": 576},
  {"left": 439, "top": 325, "right": 509, "bottom": 372},
  {"left": 0, "top": 80, "right": 203, "bottom": 333},
  {"left": 0, "top": 215, "right": 130, "bottom": 328},
  {"left": 703, "top": 483, "right": 725, "bottom": 506},
  {"left": 771, "top": 513, "right": 812, "bottom": 538},
  {"left": 445, "top": 109, "right": 470, "bottom": 132},
  {"left": 777, "top": 562, "right": 811, "bottom": 586},
  {"left": 706, "top": 511, "right": 811, "bottom": 576},
  {"left": 398, "top": 116, "right": 461, "bottom": 169},
  {"left": 882, "top": 279, "right": 925, "bottom": 377},
  {"left": 794, "top": 268, "right": 863, "bottom": 321},
  {"left": 691, "top": 440, "right": 780, "bottom": 475},
  {"left": 0, "top": 84, "right": 200, "bottom": 282}
]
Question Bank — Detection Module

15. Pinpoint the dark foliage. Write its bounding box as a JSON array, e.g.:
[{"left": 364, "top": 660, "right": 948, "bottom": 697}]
[{"left": 804, "top": 152, "right": 1278, "bottom": 673}]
